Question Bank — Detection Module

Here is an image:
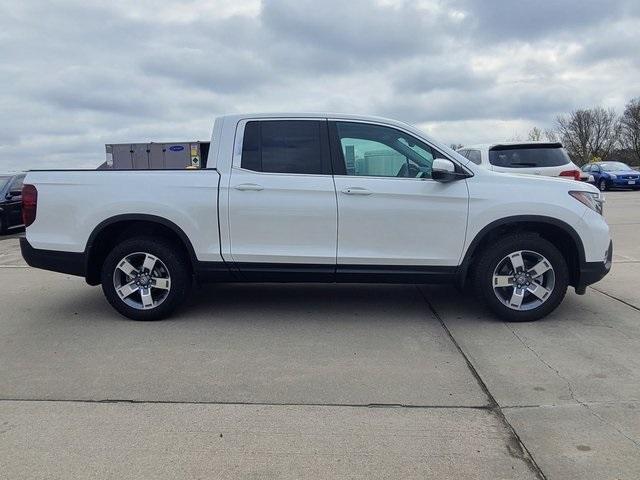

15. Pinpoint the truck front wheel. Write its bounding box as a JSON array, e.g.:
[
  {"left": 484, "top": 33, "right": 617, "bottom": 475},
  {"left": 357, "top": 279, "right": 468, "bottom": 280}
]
[
  {"left": 100, "top": 237, "right": 190, "bottom": 321},
  {"left": 473, "top": 233, "right": 569, "bottom": 322}
]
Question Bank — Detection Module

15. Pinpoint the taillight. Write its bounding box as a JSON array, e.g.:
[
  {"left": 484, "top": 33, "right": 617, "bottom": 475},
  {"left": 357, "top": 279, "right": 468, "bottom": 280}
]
[
  {"left": 559, "top": 169, "right": 581, "bottom": 181},
  {"left": 22, "top": 184, "right": 37, "bottom": 227}
]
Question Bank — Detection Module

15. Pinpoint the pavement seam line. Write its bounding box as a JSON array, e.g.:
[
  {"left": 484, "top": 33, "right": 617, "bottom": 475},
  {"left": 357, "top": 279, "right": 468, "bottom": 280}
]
[
  {"left": 589, "top": 285, "right": 640, "bottom": 312},
  {"left": 507, "top": 327, "right": 581, "bottom": 404},
  {"left": 416, "top": 286, "right": 548, "bottom": 480},
  {"left": 0, "top": 398, "right": 491, "bottom": 409},
  {"left": 502, "top": 400, "right": 640, "bottom": 409}
]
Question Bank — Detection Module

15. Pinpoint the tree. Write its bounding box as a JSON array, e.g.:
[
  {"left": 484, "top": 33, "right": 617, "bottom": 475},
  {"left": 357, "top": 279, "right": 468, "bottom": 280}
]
[
  {"left": 621, "top": 97, "right": 640, "bottom": 163},
  {"left": 589, "top": 107, "right": 621, "bottom": 161},
  {"left": 506, "top": 133, "right": 522, "bottom": 142},
  {"left": 555, "top": 107, "right": 621, "bottom": 164},
  {"left": 527, "top": 126, "right": 557, "bottom": 142},
  {"left": 527, "top": 127, "right": 543, "bottom": 141},
  {"left": 543, "top": 129, "right": 558, "bottom": 142}
]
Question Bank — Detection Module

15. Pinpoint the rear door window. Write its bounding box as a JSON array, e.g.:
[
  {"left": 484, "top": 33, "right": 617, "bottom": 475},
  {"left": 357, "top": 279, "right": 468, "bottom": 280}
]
[
  {"left": 241, "top": 120, "right": 329, "bottom": 174},
  {"left": 489, "top": 144, "right": 570, "bottom": 168}
]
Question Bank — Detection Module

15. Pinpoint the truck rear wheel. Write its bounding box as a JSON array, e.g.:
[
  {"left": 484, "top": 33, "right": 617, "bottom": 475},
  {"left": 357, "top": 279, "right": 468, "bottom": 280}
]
[
  {"left": 473, "top": 233, "right": 568, "bottom": 322},
  {"left": 101, "top": 237, "right": 190, "bottom": 321}
]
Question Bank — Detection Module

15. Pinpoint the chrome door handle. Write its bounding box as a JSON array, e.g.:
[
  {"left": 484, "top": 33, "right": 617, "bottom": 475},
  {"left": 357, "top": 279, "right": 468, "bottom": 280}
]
[
  {"left": 234, "top": 183, "right": 264, "bottom": 191},
  {"left": 341, "top": 187, "right": 372, "bottom": 195}
]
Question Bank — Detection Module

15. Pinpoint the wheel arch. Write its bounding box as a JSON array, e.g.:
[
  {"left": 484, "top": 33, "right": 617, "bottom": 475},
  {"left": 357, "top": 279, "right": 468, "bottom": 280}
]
[
  {"left": 84, "top": 214, "right": 197, "bottom": 285},
  {"left": 458, "top": 215, "right": 585, "bottom": 289}
]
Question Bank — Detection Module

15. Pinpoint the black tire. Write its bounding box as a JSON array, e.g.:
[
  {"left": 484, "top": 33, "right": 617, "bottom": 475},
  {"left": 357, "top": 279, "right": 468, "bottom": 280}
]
[
  {"left": 473, "top": 233, "right": 569, "bottom": 322},
  {"left": 598, "top": 179, "right": 607, "bottom": 191},
  {"left": 101, "top": 237, "right": 191, "bottom": 321}
]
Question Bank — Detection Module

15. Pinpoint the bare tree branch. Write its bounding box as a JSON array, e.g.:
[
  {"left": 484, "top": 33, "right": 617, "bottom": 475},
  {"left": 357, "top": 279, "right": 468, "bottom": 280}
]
[{"left": 621, "top": 97, "right": 640, "bottom": 163}]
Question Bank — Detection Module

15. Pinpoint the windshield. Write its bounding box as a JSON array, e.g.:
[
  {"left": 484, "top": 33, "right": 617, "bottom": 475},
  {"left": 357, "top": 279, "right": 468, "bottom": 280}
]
[
  {"left": 488, "top": 143, "right": 570, "bottom": 168},
  {"left": 0, "top": 176, "right": 10, "bottom": 190},
  {"left": 600, "top": 162, "right": 631, "bottom": 172}
]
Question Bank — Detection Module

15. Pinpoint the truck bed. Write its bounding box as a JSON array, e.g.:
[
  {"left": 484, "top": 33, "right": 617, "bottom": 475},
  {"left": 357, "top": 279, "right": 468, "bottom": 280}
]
[{"left": 23, "top": 169, "right": 222, "bottom": 263}]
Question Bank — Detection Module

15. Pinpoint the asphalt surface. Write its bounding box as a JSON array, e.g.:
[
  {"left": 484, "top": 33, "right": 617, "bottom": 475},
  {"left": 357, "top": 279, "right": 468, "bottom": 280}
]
[{"left": 1, "top": 191, "right": 639, "bottom": 479}]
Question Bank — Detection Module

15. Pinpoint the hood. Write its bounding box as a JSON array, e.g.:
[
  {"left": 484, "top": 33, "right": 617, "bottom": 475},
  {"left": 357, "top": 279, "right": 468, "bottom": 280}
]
[{"left": 476, "top": 167, "right": 601, "bottom": 194}]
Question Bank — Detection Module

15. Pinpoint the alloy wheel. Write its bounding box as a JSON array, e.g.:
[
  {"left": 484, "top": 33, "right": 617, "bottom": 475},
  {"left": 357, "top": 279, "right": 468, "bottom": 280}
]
[
  {"left": 112, "top": 252, "right": 171, "bottom": 310},
  {"left": 492, "top": 250, "right": 555, "bottom": 311}
]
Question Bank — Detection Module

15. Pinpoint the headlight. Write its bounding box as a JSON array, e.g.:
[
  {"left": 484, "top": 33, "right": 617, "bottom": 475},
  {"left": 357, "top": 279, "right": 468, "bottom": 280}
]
[
  {"left": 609, "top": 173, "right": 617, "bottom": 179},
  {"left": 569, "top": 191, "right": 604, "bottom": 215}
]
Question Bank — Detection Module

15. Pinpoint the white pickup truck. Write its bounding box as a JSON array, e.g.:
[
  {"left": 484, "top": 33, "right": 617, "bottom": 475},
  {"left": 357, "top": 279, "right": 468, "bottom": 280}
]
[{"left": 20, "top": 113, "right": 612, "bottom": 322}]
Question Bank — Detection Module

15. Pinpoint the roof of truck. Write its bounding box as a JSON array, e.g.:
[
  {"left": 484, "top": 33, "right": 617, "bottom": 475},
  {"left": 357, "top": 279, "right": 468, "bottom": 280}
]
[
  {"left": 217, "top": 112, "right": 415, "bottom": 128},
  {"left": 218, "top": 112, "right": 445, "bottom": 147}
]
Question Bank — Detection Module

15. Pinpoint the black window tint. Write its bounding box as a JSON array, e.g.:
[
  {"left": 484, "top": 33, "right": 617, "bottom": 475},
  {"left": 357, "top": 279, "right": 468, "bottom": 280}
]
[
  {"left": 241, "top": 121, "right": 261, "bottom": 172},
  {"left": 488, "top": 144, "right": 570, "bottom": 168},
  {"left": 242, "top": 120, "right": 324, "bottom": 174}
]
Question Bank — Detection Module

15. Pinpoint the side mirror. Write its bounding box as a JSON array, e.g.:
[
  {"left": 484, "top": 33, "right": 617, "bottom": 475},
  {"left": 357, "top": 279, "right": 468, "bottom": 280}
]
[
  {"left": 7, "top": 189, "right": 22, "bottom": 199},
  {"left": 432, "top": 158, "right": 467, "bottom": 182}
]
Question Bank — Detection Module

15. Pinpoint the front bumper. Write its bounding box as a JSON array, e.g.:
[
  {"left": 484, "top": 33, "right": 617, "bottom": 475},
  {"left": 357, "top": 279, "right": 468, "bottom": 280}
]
[
  {"left": 20, "top": 237, "right": 86, "bottom": 277},
  {"left": 610, "top": 178, "right": 639, "bottom": 188},
  {"left": 575, "top": 240, "right": 612, "bottom": 294}
]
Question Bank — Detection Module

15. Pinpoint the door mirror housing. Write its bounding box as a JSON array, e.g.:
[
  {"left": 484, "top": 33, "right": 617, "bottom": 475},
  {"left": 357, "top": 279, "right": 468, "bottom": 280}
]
[{"left": 432, "top": 158, "right": 468, "bottom": 182}]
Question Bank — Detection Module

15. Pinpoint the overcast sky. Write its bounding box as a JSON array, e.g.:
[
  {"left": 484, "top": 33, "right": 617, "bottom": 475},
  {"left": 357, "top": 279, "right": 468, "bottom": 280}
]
[{"left": 1, "top": 0, "right": 639, "bottom": 170}]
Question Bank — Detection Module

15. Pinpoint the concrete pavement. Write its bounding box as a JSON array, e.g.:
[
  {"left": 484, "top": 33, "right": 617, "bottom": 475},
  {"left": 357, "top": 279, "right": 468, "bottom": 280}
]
[
  {"left": 1, "top": 191, "right": 639, "bottom": 479},
  {"left": 0, "top": 402, "right": 539, "bottom": 479}
]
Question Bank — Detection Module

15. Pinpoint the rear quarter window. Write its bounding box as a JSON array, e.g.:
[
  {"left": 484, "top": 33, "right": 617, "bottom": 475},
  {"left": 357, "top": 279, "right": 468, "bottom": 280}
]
[{"left": 489, "top": 144, "right": 570, "bottom": 168}]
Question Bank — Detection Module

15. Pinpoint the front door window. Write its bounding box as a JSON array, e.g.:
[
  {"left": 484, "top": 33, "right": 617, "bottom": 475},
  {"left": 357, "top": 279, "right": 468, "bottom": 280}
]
[{"left": 334, "top": 122, "right": 437, "bottom": 179}]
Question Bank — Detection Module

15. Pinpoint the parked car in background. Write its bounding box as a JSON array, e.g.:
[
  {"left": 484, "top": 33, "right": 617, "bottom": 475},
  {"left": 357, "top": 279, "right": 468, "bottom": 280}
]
[
  {"left": 458, "top": 142, "right": 586, "bottom": 181},
  {"left": 0, "top": 173, "right": 26, "bottom": 234},
  {"left": 581, "top": 161, "right": 640, "bottom": 191}
]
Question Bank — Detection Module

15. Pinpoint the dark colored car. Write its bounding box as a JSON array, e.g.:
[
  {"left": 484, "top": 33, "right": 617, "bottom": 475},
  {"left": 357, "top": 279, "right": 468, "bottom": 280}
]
[
  {"left": 0, "top": 173, "right": 26, "bottom": 234},
  {"left": 582, "top": 162, "right": 640, "bottom": 191}
]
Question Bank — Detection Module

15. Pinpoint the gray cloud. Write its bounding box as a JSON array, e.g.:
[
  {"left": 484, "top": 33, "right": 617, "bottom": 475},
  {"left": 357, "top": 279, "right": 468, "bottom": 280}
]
[
  {"left": 0, "top": 0, "right": 639, "bottom": 170},
  {"left": 261, "top": 0, "right": 454, "bottom": 60},
  {"left": 457, "top": 0, "right": 638, "bottom": 41},
  {"left": 393, "top": 60, "right": 493, "bottom": 94}
]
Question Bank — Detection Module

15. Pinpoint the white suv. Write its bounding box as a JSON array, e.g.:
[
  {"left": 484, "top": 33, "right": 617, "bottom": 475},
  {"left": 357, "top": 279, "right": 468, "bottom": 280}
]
[{"left": 458, "top": 142, "right": 585, "bottom": 181}]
